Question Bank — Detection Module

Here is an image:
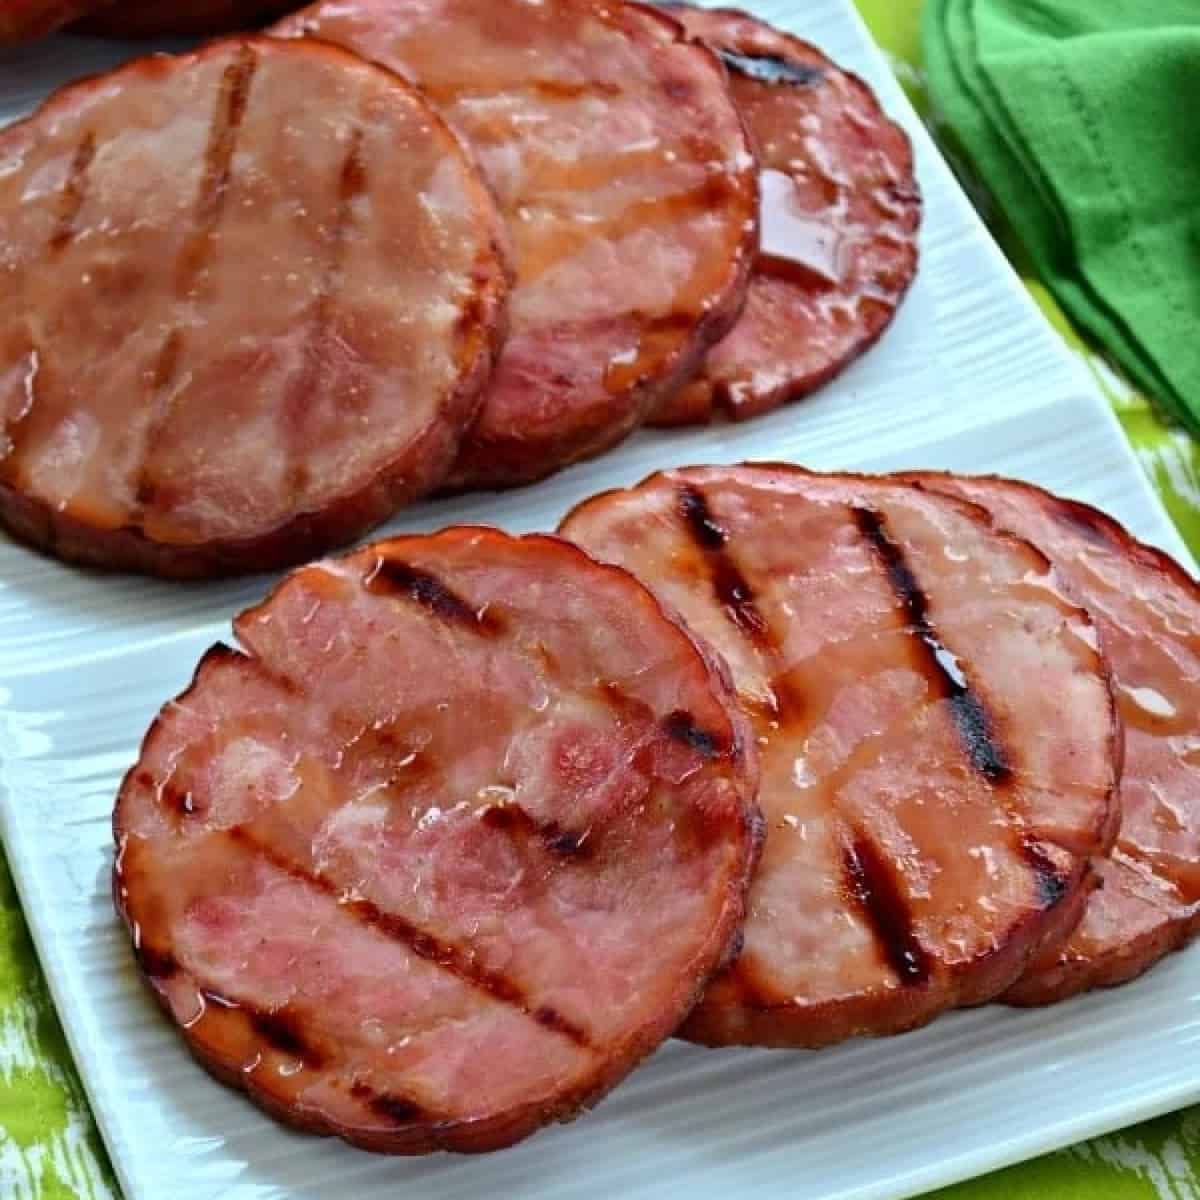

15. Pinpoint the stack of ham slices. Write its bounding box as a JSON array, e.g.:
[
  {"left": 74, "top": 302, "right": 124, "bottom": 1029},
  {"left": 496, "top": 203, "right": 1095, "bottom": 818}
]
[
  {"left": 115, "top": 463, "right": 1200, "bottom": 1155},
  {"left": 3, "top": 0, "right": 1197, "bottom": 1165},
  {"left": 0, "top": 0, "right": 918, "bottom": 574}
]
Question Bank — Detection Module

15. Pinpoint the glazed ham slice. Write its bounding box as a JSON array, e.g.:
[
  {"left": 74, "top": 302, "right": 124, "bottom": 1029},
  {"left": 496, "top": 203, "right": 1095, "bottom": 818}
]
[
  {"left": 114, "top": 528, "right": 762, "bottom": 1152},
  {"left": 650, "top": 5, "right": 920, "bottom": 426},
  {"left": 913, "top": 474, "right": 1200, "bottom": 1004},
  {"left": 0, "top": 38, "right": 508, "bottom": 577},
  {"left": 272, "top": 0, "right": 758, "bottom": 489},
  {"left": 560, "top": 465, "right": 1119, "bottom": 1047}
]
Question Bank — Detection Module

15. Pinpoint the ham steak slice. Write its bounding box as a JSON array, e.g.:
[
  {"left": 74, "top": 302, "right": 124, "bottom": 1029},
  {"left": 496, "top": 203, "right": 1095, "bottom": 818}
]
[
  {"left": 273, "top": 0, "right": 758, "bottom": 488},
  {"left": 650, "top": 5, "right": 920, "bottom": 426},
  {"left": 913, "top": 473, "right": 1200, "bottom": 1004},
  {"left": 561, "top": 465, "right": 1119, "bottom": 1047},
  {"left": 0, "top": 37, "right": 508, "bottom": 577},
  {"left": 114, "top": 528, "right": 762, "bottom": 1152}
]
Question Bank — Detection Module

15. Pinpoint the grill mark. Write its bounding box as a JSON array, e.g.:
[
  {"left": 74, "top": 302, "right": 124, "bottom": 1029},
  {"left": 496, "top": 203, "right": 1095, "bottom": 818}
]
[
  {"left": 350, "top": 1081, "right": 427, "bottom": 1125},
  {"left": 49, "top": 131, "right": 97, "bottom": 252},
  {"left": 663, "top": 709, "right": 725, "bottom": 758},
  {"left": 842, "top": 830, "right": 930, "bottom": 985},
  {"left": 479, "top": 803, "right": 592, "bottom": 858},
  {"left": 678, "top": 485, "right": 774, "bottom": 649},
  {"left": 365, "top": 556, "right": 502, "bottom": 634},
  {"left": 135, "top": 48, "right": 256, "bottom": 515},
  {"left": 175, "top": 46, "right": 258, "bottom": 293},
  {"left": 281, "top": 126, "right": 369, "bottom": 502},
  {"left": 142, "top": 945, "right": 322, "bottom": 1068},
  {"left": 136, "top": 944, "right": 178, "bottom": 981},
  {"left": 718, "top": 49, "right": 825, "bottom": 88},
  {"left": 131, "top": 328, "right": 187, "bottom": 508},
  {"left": 247, "top": 1004, "right": 327, "bottom": 1068},
  {"left": 159, "top": 778, "right": 198, "bottom": 816},
  {"left": 227, "top": 826, "right": 590, "bottom": 1047},
  {"left": 851, "top": 505, "right": 1013, "bottom": 785},
  {"left": 1022, "top": 839, "right": 1069, "bottom": 909}
]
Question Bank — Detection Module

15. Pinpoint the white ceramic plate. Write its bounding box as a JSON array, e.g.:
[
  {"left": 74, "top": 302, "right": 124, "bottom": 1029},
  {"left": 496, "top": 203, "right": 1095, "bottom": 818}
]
[{"left": 2, "top": 4, "right": 1197, "bottom": 1199}]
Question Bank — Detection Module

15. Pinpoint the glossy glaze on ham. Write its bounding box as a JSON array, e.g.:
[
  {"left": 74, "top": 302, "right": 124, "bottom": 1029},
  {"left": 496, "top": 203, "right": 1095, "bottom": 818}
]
[
  {"left": 114, "top": 528, "right": 762, "bottom": 1152},
  {"left": 0, "top": 38, "right": 509, "bottom": 577},
  {"left": 914, "top": 474, "right": 1200, "bottom": 1004},
  {"left": 561, "top": 465, "right": 1119, "bottom": 1047},
  {"left": 650, "top": 6, "right": 920, "bottom": 426},
  {"left": 273, "top": 0, "right": 758, "bottom": 489}
]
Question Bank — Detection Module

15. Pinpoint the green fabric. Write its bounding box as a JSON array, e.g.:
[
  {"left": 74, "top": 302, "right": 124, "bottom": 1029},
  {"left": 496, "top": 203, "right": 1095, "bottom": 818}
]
[
  {"left": 0, "top": 5, "right": 1198, "bottom": 1200},
  {"left": 923, "top": 0, "right": 1200, "bottom": 435}
]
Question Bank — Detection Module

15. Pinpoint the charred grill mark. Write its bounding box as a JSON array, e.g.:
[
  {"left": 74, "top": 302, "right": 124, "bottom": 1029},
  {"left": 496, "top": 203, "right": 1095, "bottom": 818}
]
[
  {"left": 136, "top": 944, "right": 178, "bottom": 981},
  {"left": 842, "top": 831, "right": 930, "bottom": 985},
  {"left": 718, "top": 49, "right": 825, "bottom": 88},
  {"left": 678, "top": 485, "right": 774, "bottom": 649},
  {"left": 365, "top": 557, "right": 502, "bottom": 634},
  {"left": 176, "top": 45, "right": 258, "bottom": 293},
  {"left": 135, "top": 49, "right": 255, "bottom": 516},
  {"left": 248, "top": 1005, "right": 327, "bottom": 1068},
  {"left": 281, "top": 125, "right": 368, "bottom": 500},
  {"left": 851, "top": 505, "right": 1013, "bottom": 785},
  {"left": 50, "top": 131, "right": 97, "bottom": 252},
  {"left": 663, "top": 709, "right": 725, "bottom": 758},
  {"left": 1022, "top": 839, "right": 1069, "bottom": 909},
  {"left": 479, "top": 803, "right": 591, "bottom": 858},
  {"left": 350, "top": 1081, "right": 427, "bottom": 1124},
  {"left": 226, "top": 826, "right": 590, "bottom": 1047},
  {"left": 133, "top": 330, "right": 186, "bottom": 509},
  {"left": 679, "top": 483, "right": 728, "bottom": 549},
  {"left": 160, "top": 779, "right": 197, "bottom": 816}
]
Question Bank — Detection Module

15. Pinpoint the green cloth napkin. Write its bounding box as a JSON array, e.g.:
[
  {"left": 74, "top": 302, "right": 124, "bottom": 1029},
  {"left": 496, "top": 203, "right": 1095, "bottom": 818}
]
[
  {"left": 923, "top": 0, "right": 1200, "bottom": 436},
  {"left": 1, "top": 6, "right": 1199, "bottom": 1200}
]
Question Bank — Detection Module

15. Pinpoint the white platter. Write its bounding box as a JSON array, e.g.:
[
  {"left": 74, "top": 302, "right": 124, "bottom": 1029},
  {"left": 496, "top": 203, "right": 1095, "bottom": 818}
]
[{"left": 2, "top": 4, "right": 1198, "bottom": 1199}]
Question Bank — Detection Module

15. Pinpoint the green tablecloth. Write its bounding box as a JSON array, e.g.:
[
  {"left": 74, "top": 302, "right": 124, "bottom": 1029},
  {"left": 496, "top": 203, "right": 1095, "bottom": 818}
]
[{"left": 1, "top": 5, "right": 1198, "bottom": 1198}]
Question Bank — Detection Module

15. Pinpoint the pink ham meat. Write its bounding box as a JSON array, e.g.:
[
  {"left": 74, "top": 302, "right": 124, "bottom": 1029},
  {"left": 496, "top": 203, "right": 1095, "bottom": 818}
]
[
  {"left": 74, "top": 1, "right": 300, "bottom": 37},
  {"left": 114, "top": 528, "right": 762, "bottom": 1152},
  {"left": 0, "top": 0, "right": 106, "bottom": 41},
  {"left": 0, "top": 38, "right": 509, "bottom": 578},
  {"left": 272, "top": 0, "right": 758, "bottom": 489},
  {"left": 561, "top": 465, "right": 1119, "bottom": 1047},
  {"left": 913, "top": 474, "right": 1200, "bottom": 1004},
  {"left": 650, "top": 6, "right": 920, "bottom": 426}
]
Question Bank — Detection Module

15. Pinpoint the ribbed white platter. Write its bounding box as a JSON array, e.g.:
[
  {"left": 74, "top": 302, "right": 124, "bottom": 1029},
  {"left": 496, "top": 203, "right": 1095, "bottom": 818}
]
[{"left": 2, "top": 4, "right": 1197, "bottom": 1199}]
